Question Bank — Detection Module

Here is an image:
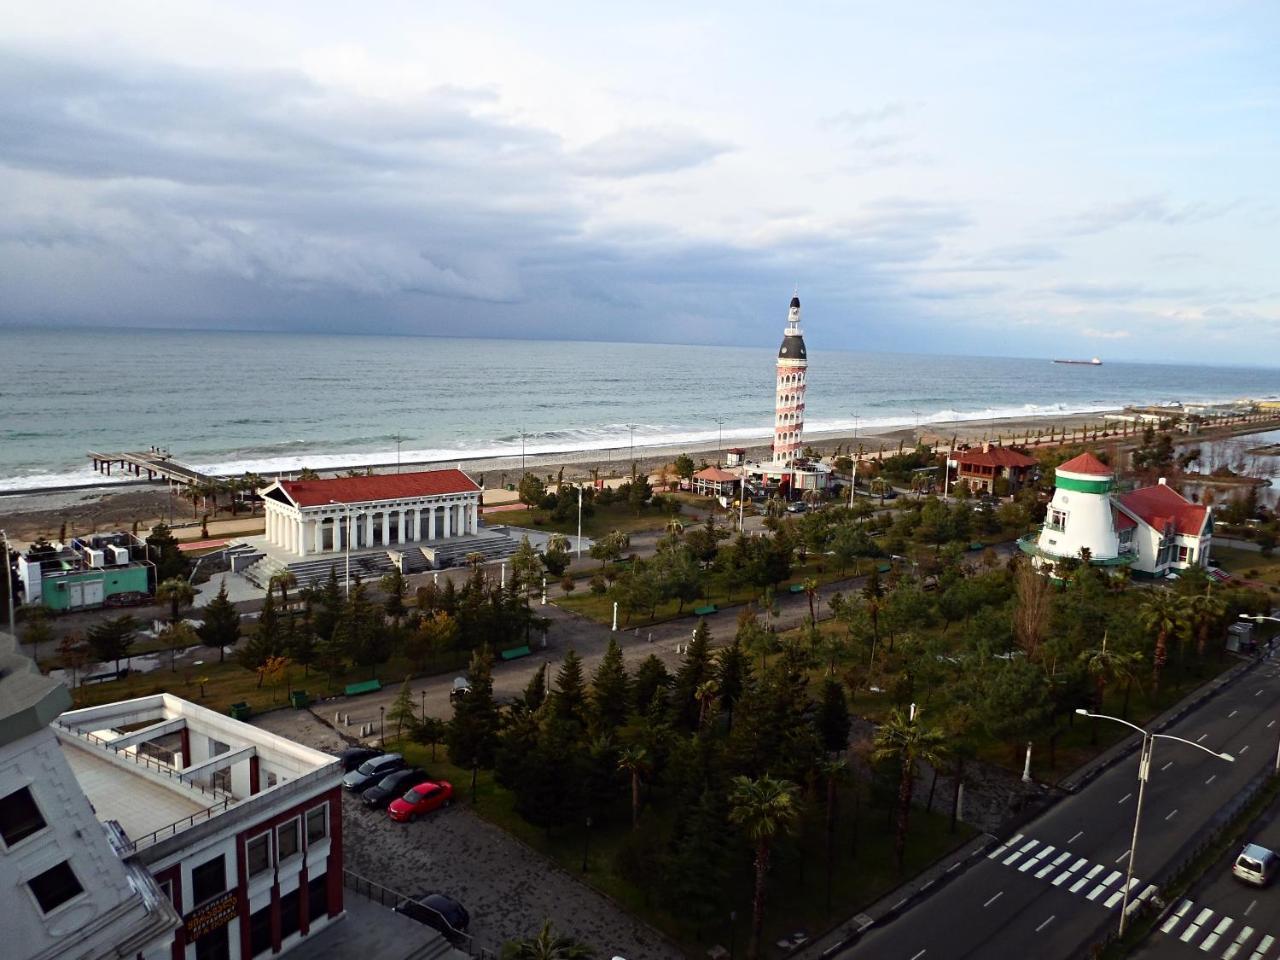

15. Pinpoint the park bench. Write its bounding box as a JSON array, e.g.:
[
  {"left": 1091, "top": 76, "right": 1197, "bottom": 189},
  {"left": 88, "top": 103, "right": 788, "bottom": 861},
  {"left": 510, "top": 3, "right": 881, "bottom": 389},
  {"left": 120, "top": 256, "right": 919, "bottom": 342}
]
[
  {"left": 969, "top": 541, "right": 985, "bottom": 551},
  {"left": 500, "top": 645, "right": 532, "bottom": 661},
  {"left": 82, "top": 668, "right": 130, "bottom": 686},
  {"left": 693, "top": 604, "right": 717, "bottom": 616},
  {"left": 344, "top": 679, "right": 382, "bottom": 697},
  {"left": 788, "top": 583, "right": 806, "bottom": 593},
  {"left": 877, "top": 563, "right": 892, "bottom": 573}
]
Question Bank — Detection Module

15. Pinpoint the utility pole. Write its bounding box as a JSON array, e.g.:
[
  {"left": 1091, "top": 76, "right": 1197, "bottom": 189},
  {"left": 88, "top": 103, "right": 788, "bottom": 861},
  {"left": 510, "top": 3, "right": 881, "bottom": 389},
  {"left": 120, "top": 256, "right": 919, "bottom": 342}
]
[
  {"left": 713, "top": 416, "right": 727, "bottom": 464},
  {"left": 0, "top": 529, "right": 14, "bottom": 639},
  {"left": 576, "top": 484, "right": 583, "bottom": 558}
]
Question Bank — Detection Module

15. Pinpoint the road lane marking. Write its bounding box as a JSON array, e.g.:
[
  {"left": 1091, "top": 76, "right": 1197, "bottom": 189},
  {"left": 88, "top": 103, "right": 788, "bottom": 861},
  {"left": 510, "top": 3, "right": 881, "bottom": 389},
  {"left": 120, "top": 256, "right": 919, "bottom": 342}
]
[
  {"left": 1249, "top": 934, "right": 1274, "bottom": 959},
  {"left": 1004, "top": 838, "right": 1038, "bottom": 866},
  {"left": 1035, "top": 915, "right": 1055, "bottom": 933},
  {"left": 1223, "top": 925, "right": 1255, "bottom": 960},
  {"left": 987, "top": 832, "right": 1023, "bottom": 859},
  {"left": 1202, "top": 916, "right": 1235, "bottom": 951},
  {"left": 1268, "top": 720, "right": 1276, "bottom": 728},
  {"left": 1053, "top": 858, "right": 1088, "bottom": 886},
  {"left": 1105, "top": 878, "right": 1140, "bottom": 909},
  {"left": 1258, "top": 689, "right": 1266, "bottom": 697},
  {"left": 1161, "top": 760, "right": 1173, "bottom": 771},
  {"left": 1071, "top": 864, "right": 1104, "bottom": 894},
  {"left": 1019, "top": 843, "right": 1056, "bottom": 873},
  {"left": 1068, "top": 830, "right": 1084, "bottom": 844},
  {"left": 1241, "top": 744, "right": 1251, "bottom": 754},
  {"left": 910, "top": 951, "right": 926, "bottom": 960},
  {"left": 1087, "top": 870, "right": 1122, "bottom": 901},
  {"left": 1245, "top": 900, "right": 1257, "bottom": 917},
  {"left": 1119, "top": 792, "right": 1133, "bottom": 804},
  {"left": 1037, "top": 851, "right": 1072, "bottom": 879},
  {"left": 1115, "top": 849, "right": 1130, "bottom": 864},
  {"left": 1198, "top": 733, "right": 1209, "bottom": 742},
  {"left": 1207, "top": 774, "right": 1218, "bottom": 786},
  {"left": 1166, "top": 808, "right": 1179, "bottom": 821},
  {"left": 1230, "top": 709, "right": 1239, "bottom": 718},
  {"left": 983, "top": 891, "right": 1003, "bottom": 908},
  {"left": 1125, "top": 885, "right": 1157, "bottom": 917},
  {"left": 1181, "top": 908, "right": 1215, "bottom": 943},
  {"left": 1161, "top": 900, "right": 1192, "bottom": 934}
]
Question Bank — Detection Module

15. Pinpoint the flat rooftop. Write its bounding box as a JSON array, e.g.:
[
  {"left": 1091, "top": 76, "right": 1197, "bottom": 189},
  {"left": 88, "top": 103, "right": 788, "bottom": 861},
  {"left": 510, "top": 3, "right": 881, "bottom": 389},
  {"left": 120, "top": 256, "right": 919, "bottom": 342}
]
[{"left": 61, "top": 740, "right": 215, "bottom": 843}]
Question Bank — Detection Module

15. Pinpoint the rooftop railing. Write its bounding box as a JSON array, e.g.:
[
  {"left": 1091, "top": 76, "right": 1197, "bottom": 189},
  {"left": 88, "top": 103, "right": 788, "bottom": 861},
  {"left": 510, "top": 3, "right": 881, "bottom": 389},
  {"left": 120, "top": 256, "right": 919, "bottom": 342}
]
[{"left": 56, "top": 720, "right": 235, "bottom": 804}]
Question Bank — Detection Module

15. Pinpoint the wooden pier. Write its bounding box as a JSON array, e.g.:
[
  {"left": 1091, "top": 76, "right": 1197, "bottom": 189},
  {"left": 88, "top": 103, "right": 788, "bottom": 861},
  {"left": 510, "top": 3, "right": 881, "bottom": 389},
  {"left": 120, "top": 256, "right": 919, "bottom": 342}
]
[{"left": 87, "top": 448, "right": 213, "bottom": 486}]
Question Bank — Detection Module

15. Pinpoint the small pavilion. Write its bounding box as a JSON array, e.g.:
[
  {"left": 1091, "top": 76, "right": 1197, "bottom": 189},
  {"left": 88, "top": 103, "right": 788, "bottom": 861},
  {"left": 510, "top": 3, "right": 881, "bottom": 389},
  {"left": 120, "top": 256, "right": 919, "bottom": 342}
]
[{"left": 257, "top": 469, "right": 482, "bottom": 558}]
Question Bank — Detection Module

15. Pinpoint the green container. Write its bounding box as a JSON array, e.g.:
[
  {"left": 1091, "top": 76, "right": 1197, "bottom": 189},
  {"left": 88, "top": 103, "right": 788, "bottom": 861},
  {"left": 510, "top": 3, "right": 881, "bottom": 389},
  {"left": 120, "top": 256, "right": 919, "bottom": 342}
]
[
  {"left": 229, "top": 702, "right": 251, "bottom": 720},
  {"left": 290, "top": 691, "right": 310, "bottom": 709},
  {"left": 507, "top": 483, "right": 516, "bottom": 491}
]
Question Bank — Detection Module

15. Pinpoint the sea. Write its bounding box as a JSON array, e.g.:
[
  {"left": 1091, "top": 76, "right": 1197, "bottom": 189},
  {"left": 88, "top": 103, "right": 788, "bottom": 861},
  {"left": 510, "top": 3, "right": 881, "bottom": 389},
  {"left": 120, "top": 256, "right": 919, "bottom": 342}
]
[{"left": 1, "top": 327, "right": 1277, "bottom": 494}]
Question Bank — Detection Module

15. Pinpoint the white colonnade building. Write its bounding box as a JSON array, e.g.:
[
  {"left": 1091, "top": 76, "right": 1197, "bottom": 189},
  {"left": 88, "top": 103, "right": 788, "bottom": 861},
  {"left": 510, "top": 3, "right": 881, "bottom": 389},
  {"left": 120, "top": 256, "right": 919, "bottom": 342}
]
[{"left": 257, "top": 469, "right": 482, "bottom": 557}]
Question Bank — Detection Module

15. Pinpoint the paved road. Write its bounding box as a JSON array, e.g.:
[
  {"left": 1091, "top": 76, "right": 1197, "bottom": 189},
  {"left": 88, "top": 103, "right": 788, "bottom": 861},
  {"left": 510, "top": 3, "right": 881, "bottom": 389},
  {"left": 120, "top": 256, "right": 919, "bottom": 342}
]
[{"left": 842, "top": 656, "right": 1280, "bottom": 960}]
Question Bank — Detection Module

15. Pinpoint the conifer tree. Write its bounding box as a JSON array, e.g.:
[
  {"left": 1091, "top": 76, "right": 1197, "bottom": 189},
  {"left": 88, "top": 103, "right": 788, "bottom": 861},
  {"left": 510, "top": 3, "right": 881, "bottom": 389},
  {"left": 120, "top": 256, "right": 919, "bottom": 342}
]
[
  {"left": 549, "top": 649, "right": 589, "bottom": 735},
  {"left": 313, "top": 567, "right": 344, "bottom": 644},
  {"left": 522, "top": 662, "right": 548, "bottom": 713},
  {"left": 447, "top": 647, "right": 501, "bottom": 768},
  {"left": 816, "top": 678, "right": 852, "bottom": 754},
  {"left": 589, "top": 637, "right": 630, "bottom": 736},
  {"left": 632, "top": 654, "right": 672, "bottom": 714},
  {"left": 672, "top": 619, "right": 713, "bottom": 729},
  {"left": 388, "top": 677, "right": 417, "bottom": 739},
  {"left": 197, "top": 581, "right": 240, "bottom": 663}
]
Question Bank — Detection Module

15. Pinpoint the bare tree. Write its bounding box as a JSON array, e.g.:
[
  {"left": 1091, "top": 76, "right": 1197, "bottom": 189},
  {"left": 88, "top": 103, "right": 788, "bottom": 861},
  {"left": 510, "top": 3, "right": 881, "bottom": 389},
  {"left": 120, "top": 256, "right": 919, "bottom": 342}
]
[{"left": 1013, "top": 559, "right": 1052, "bottom": 658}]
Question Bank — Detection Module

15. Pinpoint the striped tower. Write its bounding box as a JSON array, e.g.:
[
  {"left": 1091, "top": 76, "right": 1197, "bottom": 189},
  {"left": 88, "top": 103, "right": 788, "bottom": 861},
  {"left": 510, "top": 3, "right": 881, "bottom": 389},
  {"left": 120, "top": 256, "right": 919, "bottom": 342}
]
[{"left": 773, "top": 294, "right": 808, "bottom": 465}]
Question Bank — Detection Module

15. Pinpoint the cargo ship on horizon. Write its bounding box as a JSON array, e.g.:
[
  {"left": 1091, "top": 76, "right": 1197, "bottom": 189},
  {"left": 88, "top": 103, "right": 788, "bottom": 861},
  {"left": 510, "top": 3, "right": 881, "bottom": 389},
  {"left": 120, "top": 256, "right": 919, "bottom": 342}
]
[{"left": 1053, "top": 357, "right": 1103, "bottom": 365}]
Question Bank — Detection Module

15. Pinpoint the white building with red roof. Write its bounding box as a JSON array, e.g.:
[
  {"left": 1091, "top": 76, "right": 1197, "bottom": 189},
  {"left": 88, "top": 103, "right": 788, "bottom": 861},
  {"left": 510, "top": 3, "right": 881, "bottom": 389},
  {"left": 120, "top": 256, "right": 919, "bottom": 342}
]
[
  {"left": 947, "top": 442, "right": 1039, "bottom": 494},
  {"left": 1022, "top": 452, "right": 1213, "bottom": 578},
  {"left": 257, "top": 469, "right": 481, "bottom": 558}
]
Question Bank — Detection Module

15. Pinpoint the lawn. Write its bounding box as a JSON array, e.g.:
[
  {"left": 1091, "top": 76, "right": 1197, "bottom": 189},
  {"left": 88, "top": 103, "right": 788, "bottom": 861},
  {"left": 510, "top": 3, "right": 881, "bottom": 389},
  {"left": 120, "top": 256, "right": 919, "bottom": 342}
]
[
  {"left": 501, "top": 499, "right": 686, "bottom": 539},
  {"left": 1213, "top": 546, "right": 1280, "bottom": 595},
  {"left": 391, "top": 738, "right": 975, "bottom": 958}
]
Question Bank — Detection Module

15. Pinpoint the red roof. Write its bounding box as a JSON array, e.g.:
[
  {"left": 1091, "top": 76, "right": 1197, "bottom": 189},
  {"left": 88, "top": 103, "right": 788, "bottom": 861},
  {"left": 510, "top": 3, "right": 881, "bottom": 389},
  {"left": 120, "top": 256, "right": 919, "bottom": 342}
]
[
  {"left": 1117, "top": 484, "right": 1209, "bottom": 537},
  {"left": 1111, "top": 507, "right": 1137, "bottom": 531},
  {"left": 953, "top": 447, "right": 1038, "bottom": 469},
  {"left": 1056, "top": 452, "right": 1113, "bottom": 476},
  {"left": 277, "top": 469, "right": 479, "bottom": 507},
  {"left": 693, "top": 467, "right": 739, "bottom": 483}
]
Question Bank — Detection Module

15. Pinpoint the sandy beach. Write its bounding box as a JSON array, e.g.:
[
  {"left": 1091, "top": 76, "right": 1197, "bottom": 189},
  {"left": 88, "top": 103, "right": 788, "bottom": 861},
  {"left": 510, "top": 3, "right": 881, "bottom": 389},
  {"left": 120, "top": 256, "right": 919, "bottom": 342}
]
[{"left": 0, "top": 407, "right": 1131, "bottom": 543}]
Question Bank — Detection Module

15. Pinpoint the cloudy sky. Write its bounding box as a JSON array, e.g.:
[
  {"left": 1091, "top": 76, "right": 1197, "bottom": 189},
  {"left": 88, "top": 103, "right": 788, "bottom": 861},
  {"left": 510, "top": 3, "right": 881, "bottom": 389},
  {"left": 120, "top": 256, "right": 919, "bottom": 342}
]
[{"left": 1, "top": 1, "right": 1276, "bottom": 364}]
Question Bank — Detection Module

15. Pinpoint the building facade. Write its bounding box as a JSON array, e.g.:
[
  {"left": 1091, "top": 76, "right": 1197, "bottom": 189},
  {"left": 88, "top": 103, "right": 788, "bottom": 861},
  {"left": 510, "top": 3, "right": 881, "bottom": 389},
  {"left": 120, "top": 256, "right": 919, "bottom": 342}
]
[
  {"left": 0, "top": 630, "right": 179, "bottom": 960},
  {"left": 53, "top": 693, "right": 344, "bottom": 960},
  {"left": 1022, "top": 452, "right": 1213, "bottom": 578},
  {"left": 258, "top": 470, "right": 482, "bottom": 558},
  {"left": 773, "top": 295, "right": 808, "bottom": 466},
  {"left": 947, "top": 444, "right": 1039, "bottom": 494}
]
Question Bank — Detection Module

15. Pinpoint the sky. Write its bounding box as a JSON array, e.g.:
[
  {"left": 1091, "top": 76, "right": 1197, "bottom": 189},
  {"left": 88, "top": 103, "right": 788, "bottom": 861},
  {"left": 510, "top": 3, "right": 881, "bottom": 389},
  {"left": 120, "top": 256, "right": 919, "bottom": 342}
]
[{"left": 0, "top": 1, "right": 1277, "bottom": 364}]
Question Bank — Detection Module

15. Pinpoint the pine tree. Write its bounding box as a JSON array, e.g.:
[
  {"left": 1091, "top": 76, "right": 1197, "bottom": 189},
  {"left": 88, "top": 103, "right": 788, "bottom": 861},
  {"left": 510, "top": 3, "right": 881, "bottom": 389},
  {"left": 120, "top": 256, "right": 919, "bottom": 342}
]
[
  {"left": 632, "top": 654, "right": 672, "bottom": 714},
  {"left": 146, "top": 522, "right": 191, "bottom": 581},
  {"left": 590, "top": 637, "right": 631, "bottom": 736},
  {"left": 197, "top": 581, "right": 241, "bottom": 663},
  {"left": 816, "top": 678, "right": 852, "bottom": 754},
  {"left": 671, "top": 619, "right": 713, "bottom": 729},
  {"left": 447, "top": 647, "right": 501, "bottom": 768},
  {"left": 388, "top": 677, "right": 417, "bottom": 739},
  {"left": 313, "top": 567, "right": 344, "bottom": 644},
  {"left": 715, "top": 639, "right": 751, "bottom": 729},
  {"left": 549, "top": 649, "right": 589, "bottom": 736},
  {"left": 522, "top": 663, "right": 548, "bottom": 713}
]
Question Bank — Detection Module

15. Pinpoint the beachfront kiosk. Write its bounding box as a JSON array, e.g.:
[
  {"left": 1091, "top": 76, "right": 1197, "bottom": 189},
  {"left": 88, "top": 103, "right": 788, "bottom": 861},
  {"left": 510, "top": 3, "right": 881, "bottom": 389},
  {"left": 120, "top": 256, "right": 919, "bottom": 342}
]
[
  {"left": 1021, "top": 451, "right": 1213, "bottom": 579},
  {"left": 258, "top": 469, "right": 482, "bottom": 557}
]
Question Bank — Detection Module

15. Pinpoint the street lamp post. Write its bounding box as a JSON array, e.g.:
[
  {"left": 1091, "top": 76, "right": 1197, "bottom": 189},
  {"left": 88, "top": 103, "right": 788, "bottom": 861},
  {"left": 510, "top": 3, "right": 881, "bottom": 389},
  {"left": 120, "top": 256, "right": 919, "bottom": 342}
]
[
  {"left": 1076, "top": 708, "right": 1234, "bottom": 936},
  {"left": 328, "top": 501, "right": 353, "bottom": 596},
  {"left": 519, "top": 429, "right": 527, "bottom": 476},
  {"left": 626, "top": 424, "right": 637, "bottom": 468},
  {"left": 577, "top": 484, "right": 583, "bottom": 558},
  {"left": 379, "top": 706, "right": 385, "bottom": 748},
  {"left": 713, "top": 416, "right": 727, "bottom": 464},
  {"left": 581, "top": 815, "right": 593, "bottom": 872}
]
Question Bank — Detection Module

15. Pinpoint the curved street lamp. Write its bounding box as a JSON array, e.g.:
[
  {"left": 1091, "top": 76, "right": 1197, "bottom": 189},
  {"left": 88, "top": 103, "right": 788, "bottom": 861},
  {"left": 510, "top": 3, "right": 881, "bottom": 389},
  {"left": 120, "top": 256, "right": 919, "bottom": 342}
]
[{"left": 1075, "top": 708, "right": 1234, "bottom": 936}]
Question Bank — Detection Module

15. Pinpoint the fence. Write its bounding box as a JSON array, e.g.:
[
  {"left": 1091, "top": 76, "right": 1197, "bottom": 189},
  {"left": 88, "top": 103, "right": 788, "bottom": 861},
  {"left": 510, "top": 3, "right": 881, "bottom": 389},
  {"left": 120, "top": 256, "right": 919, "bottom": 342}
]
[
  {"left": 342, "top": 869, "right": 494, "bottom": 959},
  {"left": 130, "top": 798, "right": 232, "bottom": 851},
  {"left": 55, "top": 721, "right": 235, "bottom": 803}
]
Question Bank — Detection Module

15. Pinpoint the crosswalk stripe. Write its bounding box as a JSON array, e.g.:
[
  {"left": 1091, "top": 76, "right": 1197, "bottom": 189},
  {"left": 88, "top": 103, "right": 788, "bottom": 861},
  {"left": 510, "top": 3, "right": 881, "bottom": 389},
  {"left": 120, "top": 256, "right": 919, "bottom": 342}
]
[
  {"left": 1125, "top": 884, "right": 1158, "bottom": 917},
  {"left": 1019, "top": 844, "right": 1056, "bottom": 873},
  {"left": 1249, "top": 933, "right": 1275, "bottom": 959},
  {"left": 1004, "top": 838, "right": 1039, "bottom": 866},
  {"left": 1072, "top": 864, "right": 1104, "bottom": 894},
  {"left": 1104, "top": 877, "right": 1139, "bottom": 909},
  {"left": 1087, "top": 870, "right": 1122, "bottom": 901},
  {"left": 1162, "top": 900, "right": 1193, "bottom": 935},
  {"left": 988, "top": 832, "right": 1023, "bottom": 859},
  {"left": 1223, "top": 925, "right": 1254, "bottom": 960},
  {"left": 1181, "top": 908, "right": 1214, "bottom": 943},
  {"left": 1201, "top": 916, "right": 1233, "bottom": 951},
  {"left": 1053, "top": 858, "right": 1088, "bottom": 886},
  {"left": 1037, "top": 851, "right": 1073, "bottom": 879}
]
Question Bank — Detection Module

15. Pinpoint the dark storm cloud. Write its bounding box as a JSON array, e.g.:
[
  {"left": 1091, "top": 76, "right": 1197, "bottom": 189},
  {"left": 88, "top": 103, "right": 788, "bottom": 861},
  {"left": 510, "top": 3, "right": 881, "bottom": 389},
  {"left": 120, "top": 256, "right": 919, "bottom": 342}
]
[{"left": 0, "top": 48, "right": 965, "bottom": 349}]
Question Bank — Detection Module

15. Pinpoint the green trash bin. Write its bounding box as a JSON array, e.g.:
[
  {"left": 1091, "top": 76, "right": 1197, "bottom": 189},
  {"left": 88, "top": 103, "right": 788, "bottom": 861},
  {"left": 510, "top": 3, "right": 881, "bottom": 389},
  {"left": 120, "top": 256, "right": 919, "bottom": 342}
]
[
  {"left": 290, "top": 691, "right": 310, "bottom": 709},
  {"left": 229, "top": 702, "right": 251, "bottom": 720},
  {"left": 506, "top": 483, "right": 516, "bottom": 491}
]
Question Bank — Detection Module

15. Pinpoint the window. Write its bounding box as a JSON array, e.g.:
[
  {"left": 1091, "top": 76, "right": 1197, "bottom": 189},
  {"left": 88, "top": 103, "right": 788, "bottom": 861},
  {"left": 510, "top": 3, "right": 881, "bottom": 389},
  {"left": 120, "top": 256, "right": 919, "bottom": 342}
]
[
  {"left": 1047, "top": 509, "right": 1067, "bottom": 532},
  {"left": 0, "top": 787, "right": 46, "bottom": 847},
  {"left": 191, "top": 854, "right": 226, "bottom": 907},
  {"left": 308, "top": 874, "right": 328, "bottom": 924},
  {"left": 306, "top": 805, "right": 328, "bottom": 845},
  {"left": 280, "top": 889, "right": 301, "bottom": 940},
  {"left": 195, "top": 923, "right": 230, "bottom": 960},
  {"left": 277, "top": 818, "right": 300, "bottom": 861},
  {"left": 247, "top": 833, "right": 271, "bottom": 877},
  {"left": 28, "top": 861, "right": 83, "bottom": 913},
  {"left": 1177, "top": 545, "right": 1193, "bottom": 565},
  {"left": 249, "top": 904, "right": 272, "bottom": 957}
]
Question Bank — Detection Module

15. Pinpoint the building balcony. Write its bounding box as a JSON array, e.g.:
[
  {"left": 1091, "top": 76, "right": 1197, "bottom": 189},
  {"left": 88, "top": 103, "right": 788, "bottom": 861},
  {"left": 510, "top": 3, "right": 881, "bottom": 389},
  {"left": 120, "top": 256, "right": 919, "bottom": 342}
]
[{"left": 1017, "top": 533, "right": 1135, "bottom": 566}]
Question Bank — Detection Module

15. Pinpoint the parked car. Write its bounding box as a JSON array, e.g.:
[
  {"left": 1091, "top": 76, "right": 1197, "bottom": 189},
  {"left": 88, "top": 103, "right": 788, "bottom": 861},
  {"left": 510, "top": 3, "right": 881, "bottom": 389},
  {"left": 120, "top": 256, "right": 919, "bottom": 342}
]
[
  {"left": 785, "top": 501, "right": 806, "bottom": 513},
  {"left": 1233, "top": 843, "right": 1280, "bottom": 887},
  {"left": 360, "top": 768, "right": 427, "bottom": 809},
  {"left": 103, "top": 591, "right": 153, "bottom": 608},
  {"left": 337, "top": 746, "right": 384, "bottom": 773},
  {"left": 388, "top": 780, "right": 454, "bottom": 822},
  {"left": 450, "top": 676, "right": 472, "bottom": 701},
  {"left": 342, "top": 753, "right": 404, "bottom": 792},
  {"left": 394, "top": 892, "right": 470, "bottom": 942}
]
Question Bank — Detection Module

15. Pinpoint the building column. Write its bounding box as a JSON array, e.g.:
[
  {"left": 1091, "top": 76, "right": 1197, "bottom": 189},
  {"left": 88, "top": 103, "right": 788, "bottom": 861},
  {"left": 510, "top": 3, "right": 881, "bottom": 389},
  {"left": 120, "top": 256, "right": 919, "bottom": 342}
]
[
  {"left": 398, "top": 509, "right": 407, "bottom": 545},
  {"left": 362, "top": 512, "right": 372, "bottom": 548},
  {"left": 443, "top": 503, "right": 451, "bottom": 538},
  {"left": 428, "top": 506, "right": 436, "bottom": 541},
  {"left": 414, "top": 508, "right": 423, "bottom": 542},
  {"left": 471, "top": 502, "right": 479, "bottom": 534},
  {"left": 313, "top": 518, "right": 323, "bottom": 554},
  {"left": 298, "top": 518, "right": 308, "bottom": 557},
  {"left": 267, "top": 509, "right": 276, "bottom": 545}
]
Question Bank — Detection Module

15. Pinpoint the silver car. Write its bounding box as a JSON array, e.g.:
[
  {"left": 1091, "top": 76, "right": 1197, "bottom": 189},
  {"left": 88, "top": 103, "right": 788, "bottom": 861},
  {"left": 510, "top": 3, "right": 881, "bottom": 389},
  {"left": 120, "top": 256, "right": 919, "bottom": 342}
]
[{"left": 1233, "top": 843, "right": 1279, "bottom": 887}]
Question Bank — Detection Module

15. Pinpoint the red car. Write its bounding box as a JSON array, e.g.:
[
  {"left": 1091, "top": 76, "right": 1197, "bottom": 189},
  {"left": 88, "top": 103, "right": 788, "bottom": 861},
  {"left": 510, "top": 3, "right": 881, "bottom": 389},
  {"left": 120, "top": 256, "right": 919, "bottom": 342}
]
[{"left": 388, "top": 781, "right": 454, "bottom": 822}]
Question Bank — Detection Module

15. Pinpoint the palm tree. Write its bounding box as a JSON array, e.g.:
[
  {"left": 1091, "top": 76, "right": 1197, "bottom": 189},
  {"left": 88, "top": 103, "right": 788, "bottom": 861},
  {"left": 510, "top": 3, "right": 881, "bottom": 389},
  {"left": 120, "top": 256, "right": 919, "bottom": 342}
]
[
  {"left": 729, "top": 774, "right": 800, "bottom": 960},
  {"left": 155, "top": 577, "right": 196, "bottom": 672},
  {"left": 465, "top": 551, "right": 485, "bottom": 570},
  {"left": 1078, "top": 633, "right": 1142, "bottom": 740},
  {"left": 242, "top": 473, "right": 264, "bottom": 514},
  {"left": 505, "top": 920, "right": 594, "bottom": 960},
  {"left": 818, "top": 757, "right": 849, "bottom": 915},
  {"left": 695, "top": 678, "right": 720, "bottom": 728},
  {"left": 616, "top": 746, "right": 650, "bottom": 830},
  {"left": 545, "top": 533, "right": 571, "bottom": 553},
  {"left": 1139, "top": 589, "right": 1181, "bottom": 697},
  {"left": 872, "top": 707, "right": 947, "bottom": 870},
  {"left": 1189, "top": 587, "right": 1227, "bottom": 658},
  {"left": 269, "top": 569, "right": 298, "bottom": 612}
]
